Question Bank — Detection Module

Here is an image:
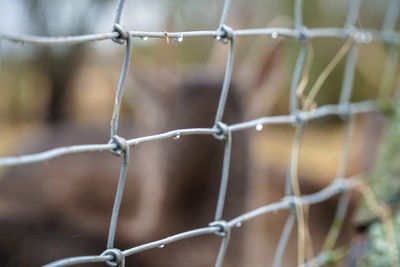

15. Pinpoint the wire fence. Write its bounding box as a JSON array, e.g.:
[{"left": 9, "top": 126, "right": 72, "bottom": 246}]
[{"left": 0, "top": 0, "right": 399, "bottom": 266}]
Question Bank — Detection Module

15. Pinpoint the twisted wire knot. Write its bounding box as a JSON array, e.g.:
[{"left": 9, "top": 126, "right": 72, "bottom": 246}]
[
  {"left": 344, "top": 25, "right": 356, "bottom": 39},
  {"left": 332, "top": 177, "right": 347, "bottom": 193},
  {"left": 101, "top": 248, "right": 125, "bottom": 267},
  {"left": 109, "top": 135, "right": 128, "bottom": 156},
  {"left": 297, "top": 26, "right": 309, "bottom": 43},
  {"left": 213, "top": 122, "right": 230, "bottom": 140},
  {"left": 216, "top": 24, "right": 234, "bottom": 44},
  {"left": 291, "top": 112, "right": 305, "bottom": 128},
  {"left": 209, "top": 220, "right": 230, "bottom": 237},
  {"left": 281, "top": 195, "right": 302, "bottom": 212},
  {"left": 112, "top": 23, "right": 129, "bottom": 44},
  {"left": 339, "top": 104, "right": 351, "bottom": 121}
]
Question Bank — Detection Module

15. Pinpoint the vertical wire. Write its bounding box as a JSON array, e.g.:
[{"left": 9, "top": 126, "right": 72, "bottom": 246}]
[
  {"left": 273, "top": 2, "right": 307, "bottom": 264},
  {"left": 114, "top": 0, "right": 126, "bottom": 24},
  {"left": 322, "top": 118, "right": 355, "bottom": 251},
  {"left": 110, "top": 36, "right": 133, "bottom": 138},
  {"left": 214, "top": 130, "right": 233, "bottom": 221},
  {"left": 107, "top": 146, "right": 130, "bottom": 248},
  {"left": 272, "top": 212, "right": 296, "bottom": 267},
  {"left": 213, "top": 1, "right": 235, "bottom": 265},
  {"left": 336, "top": 118, "right": 355, "bottom": 180},
  {"left": 380, "top": 0, "right": 400, "bottom": 98},
  {"left": 382, "top": 0, "right": 400, "bottom": 38},
  {"left": 290, "top": 125, "right": 306, "bottom": 266},
  {"left": 338, "top": 45, "right": 359, "bottom": 106},
  {"left": 215, "top": 230, "right": 232, "bottom": 267},
  {"left": 214, "top": 36, "right": 235, "bottom": 124},
  {"left": 218, "top": 0, "right": 232, "bottom": 28},
  {"left": 321, "top": 0, "right": 361, "bottom": 252},
  {"left": 4, "top": 0, "right": 399, "bottom": 265},
  {"left": 344, "top": 0, "right": 361, "bottom": 29},
  {"left": 379, "top": 47, "right": 399, "bottom": 98},
  {"left": 289, "top": 45, "right": 307, "bottom": 114},
  {"left": 106, "top": 0, "right": 130, "bottom": 250},
  {"left": 294, "top": 0, "right": 304, "bottom": 31},
  {"left": 285, "top": 165, "right": 293, "bottom": 196}
]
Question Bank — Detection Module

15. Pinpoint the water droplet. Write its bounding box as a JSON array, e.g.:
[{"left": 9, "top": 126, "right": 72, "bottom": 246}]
[
  {"left": 158, "top": 244, "right": 165, "bottom": 248},
  {"left": 174, "top": 34, "right": 183, "bottom": 43},
  {"left": 140, "top": 36, "right": 148, "bottom": 41},
  {"left": 216, "top": 35, "right": 221, "bottom": 41},
  {"left": 355, "top": 32, "right": 368, "bottom": 44},
  {"left": 364, "top": 32, "right": 373, "bottom": 43},
  {"left": 173, "top": 132, "right": 181, "bottom": 140},
  {"left": 256, "top": 124, "right": 263, "bottom": 131},
  {"left": 235, "top": 222, "right": 242, "bottom": 228},
  {"left": 271, "top": 32, "right": 278, "bottom": 39}
]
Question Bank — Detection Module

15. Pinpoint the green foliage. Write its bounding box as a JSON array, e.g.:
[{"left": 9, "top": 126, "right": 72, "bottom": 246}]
[
  {"left": 357, "top": 212, "right": 400, "bottom": 266},
  {"left": 355, "top": 96, "right": 400, "bottom": 266},
  {"left": 356, "top": 99, "right": 400, "bottom": 224}
]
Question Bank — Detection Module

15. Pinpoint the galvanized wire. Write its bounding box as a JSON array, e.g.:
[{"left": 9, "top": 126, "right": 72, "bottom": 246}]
[
  {"left": 43, "top": 178, "right": 359, "bottom": 267},
  {"left": 0, "top": 101, "right": 376, "bottom": 168},
  {"left": 0, "top": 0, "right": 398, "bottom": 266},
  {"left": 272, "top": 212, "right": 296, "bottom": 267},
  {"left": 1, "top": 27, "right": 400, "bottom": 46},
  {"left": 319, "top": 0, "right": 362, "bottom": 254},
  {"left": 113, "top": 0, "right": 126, "bottom": 25}
]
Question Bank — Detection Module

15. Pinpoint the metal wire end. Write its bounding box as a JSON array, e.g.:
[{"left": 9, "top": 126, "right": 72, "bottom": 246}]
[
  {"left": 213, "top": 122, "right": 230, "bottom": 140},
  {"left": 112, "top": 23, "right": 129, "bottom": 44},
  {"left": 101, "top": 248, "right": 125, "bottom": 267},
  {"left": 209, "top": 220, "right": 230, "bottom": 237},
  {"left": 216, "top": 24, "right": 234, "bottom": 44},
  {"left": 109, "top": 135, "right": 128, "bottom": 156}
]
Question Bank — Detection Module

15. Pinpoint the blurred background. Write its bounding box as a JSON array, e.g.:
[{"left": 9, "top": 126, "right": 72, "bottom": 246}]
[{"left": 0, "top": 0, "right": 398, "bottom": 266}]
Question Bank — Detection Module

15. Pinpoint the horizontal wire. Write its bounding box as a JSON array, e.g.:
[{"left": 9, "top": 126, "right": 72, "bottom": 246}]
[
  {"left": 0, "top": 27, "right": 399, "bottom": 46},
  {"left": 43, "top": 255, "right": 113, "bottom": 267},
  {"left": 0, "top": 143, "right": 114, "bottom": 167},
  {"left": 0, "top": 32, "right": 119, "bottom": 45},
  {"left": 44, "top": 177, "right": 359, "bottom": 267},
  {"left": 123, "top": 226, "right": 220, "bottom": 256},
  {"left": 228, "top": 177, "right": 360, "bottom": 227},
  {"left": 0, "top": 101, "right": 376, "bottom": 168},
  {"left": 229, "top": 100, "right": 376, "bottom": 131},
  {"left": 2, "top": 1, "right": 397, "bottom": 266}
]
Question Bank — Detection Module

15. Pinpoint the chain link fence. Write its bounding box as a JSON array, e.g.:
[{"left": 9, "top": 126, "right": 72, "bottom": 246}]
[{"left": 0, "top": 0, "right": 399, "bottom": 266}]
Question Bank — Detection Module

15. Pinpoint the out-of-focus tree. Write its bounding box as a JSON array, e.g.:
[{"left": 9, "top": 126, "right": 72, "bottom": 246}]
[{"left": 27, "top": 0, "right": 111, "bottom": 123}]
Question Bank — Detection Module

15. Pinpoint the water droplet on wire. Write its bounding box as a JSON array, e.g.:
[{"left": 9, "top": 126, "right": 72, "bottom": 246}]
[
  {"left": 235, "top": 222, "right": 242, "bottom": 228},
  {"left": 174, "top": 34, "right": 183, "bottom": 43},
  {"left": 355, "top": 31, "right": 372, "bottom": 44},
  {"left": 173, "top": 132, "right": 181, "bottom": 140},
  {"left": 364, "top": 32, "right": 373, "bottom": 43},
  {"left": 271, "top": 32, "right": 278, "bottom": 39},
  {"left": 158, "top": 244, "right": 165, "bottom": 248},
  {"left": 140, "top": 36, "right": 148, "bottom": 41},
  {"left": 256, "top": 124, "right": 263, "bottom": 131}
]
